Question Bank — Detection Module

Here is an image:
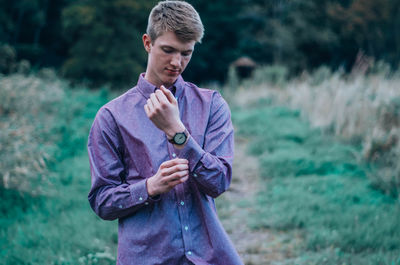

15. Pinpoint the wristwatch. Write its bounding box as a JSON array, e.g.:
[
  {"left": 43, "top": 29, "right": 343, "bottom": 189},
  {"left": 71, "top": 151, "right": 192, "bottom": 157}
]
[{"left": 168, "top": 129, "right": 188, "bottom": 145}]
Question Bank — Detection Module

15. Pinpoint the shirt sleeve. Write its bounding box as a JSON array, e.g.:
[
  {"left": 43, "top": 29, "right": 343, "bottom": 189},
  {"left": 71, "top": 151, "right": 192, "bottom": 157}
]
[
  {"left": 174, "top": 92, "right": 234, "bottom": 198},
  {"left": 87, "top": 107, "right": 159, "bottom": 221}
]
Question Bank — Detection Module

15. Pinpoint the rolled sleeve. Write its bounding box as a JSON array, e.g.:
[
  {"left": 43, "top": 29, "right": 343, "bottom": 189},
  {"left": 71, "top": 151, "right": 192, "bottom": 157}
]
[
  {"left": 174, "top": 93, "right": 234, "bottom": 198},
  {"left": 129, "top": 179, "right": 161, "bottom": 204},
  {"left": 174, "top": 135, "right": 205, "bottom": 172}
]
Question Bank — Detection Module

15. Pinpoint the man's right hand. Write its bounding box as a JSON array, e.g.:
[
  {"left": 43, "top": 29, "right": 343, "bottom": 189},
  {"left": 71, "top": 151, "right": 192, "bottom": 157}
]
[{"left": 146, "top": 158, "right": 189, "bottom": 196}]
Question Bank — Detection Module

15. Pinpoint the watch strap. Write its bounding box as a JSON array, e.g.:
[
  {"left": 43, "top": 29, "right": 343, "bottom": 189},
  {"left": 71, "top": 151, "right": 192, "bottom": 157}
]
[{"left": 168, "top": 129, "right": 188, "bottom": 145}]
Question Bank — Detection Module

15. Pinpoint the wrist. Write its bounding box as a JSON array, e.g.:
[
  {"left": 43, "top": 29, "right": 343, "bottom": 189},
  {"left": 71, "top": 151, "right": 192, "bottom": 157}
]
[
  {"left": 165, "top": 122, "right": 186, "bottom": 139},
  {"left": 172, "top": 132, "right": 190, "bottom": 149},
  {"left": 146, "top": 178, "right": 157, "bottom": 197}
]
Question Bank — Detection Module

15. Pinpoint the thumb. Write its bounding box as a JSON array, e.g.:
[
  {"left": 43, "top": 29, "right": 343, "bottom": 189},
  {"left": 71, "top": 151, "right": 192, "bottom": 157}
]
[{"left": 160, "top": 85, "right": 176, "bottom": 103}]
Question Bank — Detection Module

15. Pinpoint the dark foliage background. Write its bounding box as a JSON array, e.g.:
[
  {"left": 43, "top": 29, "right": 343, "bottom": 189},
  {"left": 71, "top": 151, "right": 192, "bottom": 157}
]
[{"left": 1, "top": 0, "right": 399, "bottom": 87}]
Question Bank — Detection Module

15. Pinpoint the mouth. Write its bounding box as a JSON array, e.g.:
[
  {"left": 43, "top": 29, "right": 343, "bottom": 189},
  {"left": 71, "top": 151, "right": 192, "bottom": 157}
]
[{"left": 165, "top": 68, "right": 180, "bottom": 75}]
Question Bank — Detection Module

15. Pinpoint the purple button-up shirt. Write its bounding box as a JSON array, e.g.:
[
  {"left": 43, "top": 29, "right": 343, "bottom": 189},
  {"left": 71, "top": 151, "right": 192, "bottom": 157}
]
[{"left": 88, "top": 74, "right": 243, "bottom": 265}]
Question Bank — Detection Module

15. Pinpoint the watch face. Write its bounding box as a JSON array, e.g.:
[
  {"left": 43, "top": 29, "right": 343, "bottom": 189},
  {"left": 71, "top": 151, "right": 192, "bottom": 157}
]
[{"left": 174, "top": 132, "right": 187, "bottom": 145}]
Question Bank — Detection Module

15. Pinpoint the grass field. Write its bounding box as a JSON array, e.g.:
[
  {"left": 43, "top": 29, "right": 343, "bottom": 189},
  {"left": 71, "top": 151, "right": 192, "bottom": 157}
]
[
  {"left": 231, "top": 97, "right": 400, "bottom": 264},
  {"left": 0, "top": 74, "right": 117, "bottom": 264},
  {"left": 1, "top": 73, "right": 399, "bottom": 264}
]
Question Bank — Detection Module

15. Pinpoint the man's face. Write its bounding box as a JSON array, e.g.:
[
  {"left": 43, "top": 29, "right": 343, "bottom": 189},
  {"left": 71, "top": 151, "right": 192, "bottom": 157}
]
[{"left": 143, "top": 31, "right": 195, "bottom": 88}]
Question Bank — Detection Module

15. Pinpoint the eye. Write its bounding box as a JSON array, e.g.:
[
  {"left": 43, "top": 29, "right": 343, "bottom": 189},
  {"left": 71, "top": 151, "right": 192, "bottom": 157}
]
[
  {"left": 182, "top": 52, "right": 192, "bottom": 57},
  {"left": 162, "top": 47, "right": 173, "bottom": 54}
]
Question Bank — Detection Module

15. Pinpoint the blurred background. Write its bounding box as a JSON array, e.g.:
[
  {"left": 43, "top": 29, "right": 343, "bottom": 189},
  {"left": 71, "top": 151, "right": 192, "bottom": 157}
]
[{"left": 1, "top": 0, "right": 399, "bottom": 264}]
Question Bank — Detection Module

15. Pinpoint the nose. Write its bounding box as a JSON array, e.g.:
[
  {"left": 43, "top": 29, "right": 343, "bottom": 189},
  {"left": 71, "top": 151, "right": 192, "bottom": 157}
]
[{"left": 170, "top": 53, "right": 181, "bottom": 68}]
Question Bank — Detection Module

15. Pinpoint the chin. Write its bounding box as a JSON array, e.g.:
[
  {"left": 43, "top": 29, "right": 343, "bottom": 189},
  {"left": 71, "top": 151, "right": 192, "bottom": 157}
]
[{"left": 163, "top": 77, "right": 177, "bottom": 85}]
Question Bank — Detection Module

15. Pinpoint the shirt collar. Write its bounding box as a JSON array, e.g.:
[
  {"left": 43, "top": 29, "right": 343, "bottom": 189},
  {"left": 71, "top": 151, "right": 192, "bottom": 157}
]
[{"left": 136, "top": 73, "right": 185, "bottom": 100}]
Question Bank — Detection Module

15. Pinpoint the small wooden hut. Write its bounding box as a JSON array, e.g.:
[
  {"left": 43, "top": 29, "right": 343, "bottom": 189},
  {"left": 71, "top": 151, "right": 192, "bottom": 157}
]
[{"left": 231, "top": 56, "right": 257, "bottom": 79}]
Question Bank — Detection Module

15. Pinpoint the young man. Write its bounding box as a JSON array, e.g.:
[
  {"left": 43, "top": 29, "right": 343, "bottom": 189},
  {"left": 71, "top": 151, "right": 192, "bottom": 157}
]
[{"left": 88, "top": 1, "right": 243, "bottom": 264}]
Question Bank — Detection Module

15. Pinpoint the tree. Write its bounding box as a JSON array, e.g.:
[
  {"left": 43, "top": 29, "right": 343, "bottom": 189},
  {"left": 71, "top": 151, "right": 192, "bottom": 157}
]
[
  {"left": 0, "top": 0, "right": 70, "bottom": 67},
  {"left": 238, "top": 0, "right": 339, "bottom": 73},
  {"left": 62, "top": 0, "right": 157, "bottom": 88},
  {"left": 328, "top": 0, "right": 400, "bottom": 69},
  {"left": 183, "top": 0, "right": 245, "bottom": 84}
]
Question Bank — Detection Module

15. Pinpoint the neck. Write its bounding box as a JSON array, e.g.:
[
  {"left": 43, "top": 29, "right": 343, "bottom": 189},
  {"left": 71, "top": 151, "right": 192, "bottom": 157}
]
[{"left": 144, "top": 73, "right": 178, "bottom": 89}]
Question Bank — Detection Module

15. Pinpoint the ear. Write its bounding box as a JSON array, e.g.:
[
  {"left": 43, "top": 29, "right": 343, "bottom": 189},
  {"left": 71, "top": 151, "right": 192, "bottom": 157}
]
[{"left": 143, "top": 34, "right": 152, "bottom": 53}]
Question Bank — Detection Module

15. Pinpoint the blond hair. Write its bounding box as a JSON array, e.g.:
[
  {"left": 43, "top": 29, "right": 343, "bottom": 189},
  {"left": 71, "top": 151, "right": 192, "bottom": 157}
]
[{"left": 146, "top": 1, "right": 204, "bottom": 43}]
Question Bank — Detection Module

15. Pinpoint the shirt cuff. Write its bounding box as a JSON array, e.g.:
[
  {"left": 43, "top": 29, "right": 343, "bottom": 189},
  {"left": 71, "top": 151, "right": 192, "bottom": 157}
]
[
  {"left": 174, "top": 135, "right": 205, "bottom": 172},
  {"left": 129, "top": 179, "right": 160, "bottom": 206}
]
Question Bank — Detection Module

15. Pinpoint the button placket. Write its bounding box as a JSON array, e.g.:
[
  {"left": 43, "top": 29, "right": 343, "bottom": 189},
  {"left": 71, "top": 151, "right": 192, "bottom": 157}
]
[
  {"left": 166, "top": 115, "right": 193, "bottom": 257},
  {"left": 166, "top": 136, "right": 178, "bottom": 160},
  {"left": 175, "top": 184, "right": 193, "bottom": 257}
]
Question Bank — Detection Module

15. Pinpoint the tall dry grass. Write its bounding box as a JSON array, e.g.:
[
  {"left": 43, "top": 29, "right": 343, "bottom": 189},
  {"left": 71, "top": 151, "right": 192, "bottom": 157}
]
[
  {"left": 0, "top": 73, "right": 116, "bottom": 264},
  {"left": 229, "top": 65, "right": 400, "bottom": 198},
  {"left": 0, "top": 71, "right": 65, "bottom": 194}
]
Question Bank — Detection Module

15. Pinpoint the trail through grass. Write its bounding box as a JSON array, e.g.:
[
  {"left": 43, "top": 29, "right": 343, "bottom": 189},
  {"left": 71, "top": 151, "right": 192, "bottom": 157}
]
[{"left": 231, "top": 98, "right": 400, "bottom": 264}]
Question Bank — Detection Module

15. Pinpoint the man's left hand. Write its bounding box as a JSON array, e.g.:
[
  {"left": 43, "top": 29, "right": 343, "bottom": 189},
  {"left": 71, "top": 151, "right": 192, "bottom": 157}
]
[{"left": 144, "top": 85, "right": 185, "bottom": 139}]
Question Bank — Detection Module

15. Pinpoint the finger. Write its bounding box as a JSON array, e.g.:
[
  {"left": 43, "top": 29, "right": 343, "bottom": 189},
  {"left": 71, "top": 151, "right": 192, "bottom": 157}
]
[
  {"left": 166, "top": 179, "right": 184, "bottom": 188},
  {"left": 160, "top": 85, "right": 176, "bottom": 104},
  {"left": 150, "top": 93, "right": 161, "bottom": 109},
  {"left": 179, "top": 175, "right": 189, "bottom": 183},
  {"left": 162, "top": 163, "right": 189, "bottom": 176},
  {"left": 144, "top": 104, "right": 151, "bottom": 117},
  {"left": 164, "top": 170, "right": 189, "bottom": 183},
  {"left": 172, "top": 158, "right": 188, "bottom": 164},
  {"left": 161, "top": 158, "right": 188, "bottom": 168},
  {"left": 146, "top": 98, "right": 155, "bottom": 113},
  {"left": 155, "top": 89, "right": 170, "bottom": 106},
  {"left": 168, "top": 175, "right": 188, "bottom": 187}
]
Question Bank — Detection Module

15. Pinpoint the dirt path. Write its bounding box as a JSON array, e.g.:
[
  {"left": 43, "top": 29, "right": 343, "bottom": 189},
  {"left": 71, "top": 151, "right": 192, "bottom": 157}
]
[{"left": 218, "top": 136, "right": 302, "bottom": 265}]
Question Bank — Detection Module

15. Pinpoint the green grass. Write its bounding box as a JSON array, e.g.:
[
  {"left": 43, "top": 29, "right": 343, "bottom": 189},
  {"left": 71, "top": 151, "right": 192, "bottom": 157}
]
[
  {"left": 2, "top": 73, "right": 400, "bottom": 264},
  {"left": 232, "top": 99, "right": 400, "bottom": 264},
  {"left": 0, "top": 76, "right": 118, "bottom": 264},
  {"left": 1, "top": 154, "right": 118, "bottom": 265}
]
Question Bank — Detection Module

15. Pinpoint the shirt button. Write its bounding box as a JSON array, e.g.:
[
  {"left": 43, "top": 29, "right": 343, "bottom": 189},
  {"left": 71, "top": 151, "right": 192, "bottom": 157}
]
[
  {"left": 184, "top": 226, "right": 188, "bottom": 231},
  {"left": 172, "top": 153, "right": 176, "bottom": 158},
  {"left": 118, "top": 205, "right": 123, "bottom": 209},
  {"left": 193, "top": 173, "right": 197, "bottom": 177},
  {"left": 145, "top": 202, "right": 149, "bottom": 205},
  {"left": 139, "top": 197, "right": 143, "bottom": 201},
  {"left": 187, "top": 251, "right": 192, "bottom": 255},
  {"left": 180, "top": 201, "right": 184, "bottom": 206}
]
